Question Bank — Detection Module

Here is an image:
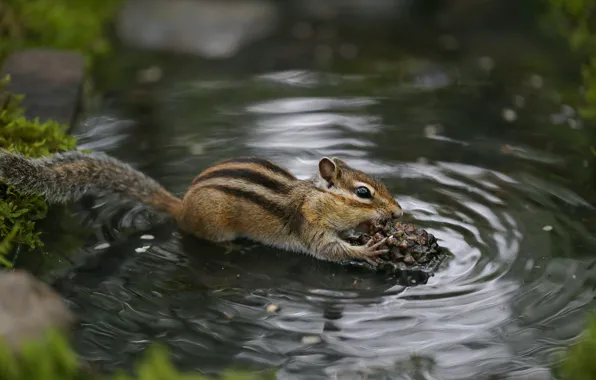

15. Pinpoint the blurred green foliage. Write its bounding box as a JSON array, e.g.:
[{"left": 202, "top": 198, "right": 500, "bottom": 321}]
[
  {"left": 545, "top": 0, "right": 596, "bottom": 157},
  {"left": 547, "top": 0, "right": 596, "bottom": 50},
  {"left": 0, "top": 329, "right": 274, "bottom": 380},
  {"left": 546, "top": 0, "right": 596, "bottom": 119},
  {"left": 545, "top": 2, "right": 596, "bottom": 377},
  {"left": 0, "top": 75, "right": 77, "bottom": 266},
  {"left": 0, "top": 329, "right": 80, "bottom": 380},
  {"left": 557, "top": 314, "right": 596, "bottom": 379},
  {"left": 0, "top": 0, "right": 122, "bottom": 66}
]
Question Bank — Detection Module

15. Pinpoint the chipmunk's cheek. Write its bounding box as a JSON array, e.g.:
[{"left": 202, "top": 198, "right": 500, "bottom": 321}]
[{"left": 355, "top": 220, "right": 372, "bottom": 233}]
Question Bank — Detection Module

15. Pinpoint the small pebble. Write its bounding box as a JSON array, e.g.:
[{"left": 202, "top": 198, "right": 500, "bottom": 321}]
[
  {"left": 513, "top": 95, "right": 525, "bottom": 108},
  {"left": 301, "top": 335, "right": 322, "bottom": 345},
  {"left": 424, "top": 124, "right": 438, "bottom": 138},
  {"left": 529, "top": 74, "right": 544, "bottom": 89},
  {"left": 478, "top": 56, "right": 495, "bottom": 71},
  {"left": 266, "top": 304, "right": 280, "bottom": 313},
  {"left": 94, "top": 243, "right": 110, "bottom": 250},
  {"left": 525, "top": 259, "right": 534, "bottom": 272},
  {"left": 561, "top": 104, "right": 576, "bottom": 117},
  {"left": 135, "top": 245, "right": 151, "bottom": 253},
  {"left": 502, "top": 108, "right": 517, "bottom": 122},
  {"left": 137, "top": 66, "right": 162, "bottom": 84},
  {"left": 188, "top": 143, "right": 205, "bottom": 155},
  {"left": 543, "top": 225, "right": 553, "bottom": 231},
  {"left": 140, "top": 234, "right": 155, "bottom": 240},
  {"left": 568, "top": 119, "right": 581, "bottom": 129}
]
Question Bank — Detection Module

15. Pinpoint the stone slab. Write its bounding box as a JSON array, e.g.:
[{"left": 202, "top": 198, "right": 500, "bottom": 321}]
[
  {"left": 0, "top": 49, "right": 85, "bottom": 127},
  {"left": 0, "top": 270, "right": 75, "bottom": 352}
]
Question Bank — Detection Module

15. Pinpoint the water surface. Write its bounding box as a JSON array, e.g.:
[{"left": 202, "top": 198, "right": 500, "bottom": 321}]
[{"left": 20, "top": 7, "right": 596, "bottom": 380}]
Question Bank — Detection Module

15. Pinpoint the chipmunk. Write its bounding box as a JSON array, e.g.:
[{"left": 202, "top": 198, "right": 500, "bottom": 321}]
[{"left": 0, "top": 149, "right": 403, "bottom": 266}]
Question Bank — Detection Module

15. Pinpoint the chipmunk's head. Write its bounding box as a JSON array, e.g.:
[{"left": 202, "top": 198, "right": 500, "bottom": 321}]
[{"left": 314, "top": 157, "right": 403, "bottom": 233}]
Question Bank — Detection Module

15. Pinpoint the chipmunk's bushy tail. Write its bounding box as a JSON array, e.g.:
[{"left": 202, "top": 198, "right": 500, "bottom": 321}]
[{"left": 0, "top": 149, "right": 182, "bottom": 217}]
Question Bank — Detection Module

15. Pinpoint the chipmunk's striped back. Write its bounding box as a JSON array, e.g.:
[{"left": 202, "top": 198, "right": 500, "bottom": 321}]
[
  {"left": 178, "top": 157, "right": 312, "bottom": 249},
  {"left": 189, "top": 157, "right": 300, "bottom": 218}
]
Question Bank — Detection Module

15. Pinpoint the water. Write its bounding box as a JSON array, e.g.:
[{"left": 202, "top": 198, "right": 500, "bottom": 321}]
[{"left": 16, "top": 3, "right": 596, "bottom": 379}]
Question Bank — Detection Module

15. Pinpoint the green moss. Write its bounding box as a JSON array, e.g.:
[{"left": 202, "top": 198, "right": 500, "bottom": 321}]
[
  {"left": 0, "top": 75, "right": 77, "bottom": 266},
  {"left": 0, "top": 223, "right": 21, "bottom": 266},
  {"left": 0, "top": 329, "right": 274, "bottom": 380},
  {"left": 0, "top": 77, "right": 77, "bottom": 154},
  {"left": 556, "top": 314, "right": 596, "bottom": 379},
  {"left": 0, "top": 0, "right": 122, "bottom": 66},
  {"left": 0, "top": 0, "right": 122, "bottom": 266}
]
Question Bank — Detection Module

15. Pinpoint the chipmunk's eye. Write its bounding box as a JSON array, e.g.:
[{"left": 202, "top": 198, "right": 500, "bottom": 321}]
[{"left": 355, "top": 186, "right": 372, "bottom": 199}]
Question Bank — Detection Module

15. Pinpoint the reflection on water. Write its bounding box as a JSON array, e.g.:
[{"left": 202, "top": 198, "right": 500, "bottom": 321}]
[{"left": 23, "top": 17, "right": 596, "bottom": 380}]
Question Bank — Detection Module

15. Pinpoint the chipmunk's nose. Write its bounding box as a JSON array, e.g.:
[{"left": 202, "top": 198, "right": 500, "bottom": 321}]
[{"left": 392, "top": 207, "right": 404, "bottom": 219}]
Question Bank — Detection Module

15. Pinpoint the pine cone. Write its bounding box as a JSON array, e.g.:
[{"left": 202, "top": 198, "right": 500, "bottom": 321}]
[{"left": 346, "top": 219, "right": 441, "bottom": 269}]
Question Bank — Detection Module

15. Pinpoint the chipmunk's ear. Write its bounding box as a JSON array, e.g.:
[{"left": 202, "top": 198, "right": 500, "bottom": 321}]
[
  {"left": 331, "top": 157, "right": 349, "bottom": 168},
  {"left": 319, "top": 157, "right": 340, "bottom": 182}
]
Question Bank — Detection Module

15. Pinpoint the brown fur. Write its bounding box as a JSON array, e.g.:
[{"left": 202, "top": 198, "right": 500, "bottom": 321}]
[
  {"left": 177, "top": 156, "right": 402, "bottom": 263},
  {"left": 0, "top": 150, "right": 402, "bottom": 264}
]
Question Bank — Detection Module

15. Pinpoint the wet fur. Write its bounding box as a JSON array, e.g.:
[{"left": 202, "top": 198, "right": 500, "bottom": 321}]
[{"left": 0, "top": 150, "right": 402, "bottom": 263}]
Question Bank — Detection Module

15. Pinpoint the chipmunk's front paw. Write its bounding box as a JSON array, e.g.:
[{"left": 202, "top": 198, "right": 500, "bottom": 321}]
[
  {"left": 354, "top": 237, "right": 389, "bottom": 267},
  {"left": 363, "top": 237, "right": 389, "bottom": 256}
]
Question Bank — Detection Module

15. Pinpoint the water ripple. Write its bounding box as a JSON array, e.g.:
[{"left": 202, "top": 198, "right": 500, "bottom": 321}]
[{"left": 39, "top": 67, "right": 596, "bottom": 380}]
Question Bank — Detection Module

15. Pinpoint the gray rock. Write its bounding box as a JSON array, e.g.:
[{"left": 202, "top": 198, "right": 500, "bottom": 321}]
[
  {"left": 0, "top": 270, "right": 75, "bottom": 352},
  {"left": 290, "top": 0, "right": 409, "bottom": 21},
  {"left": 0, "top": 49, "right": 85, "bottom": 128},
  {"left": 116, "top": 0, "right": 279, "bottom": 59}
]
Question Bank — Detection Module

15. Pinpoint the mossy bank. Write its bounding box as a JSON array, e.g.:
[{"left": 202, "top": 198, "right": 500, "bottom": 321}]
[
  {"left": 0, "top": 0, "right": 123, "bottom": 264},
  {"left": 0, "top": 77, "right": 77, "bottom": 265}
]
